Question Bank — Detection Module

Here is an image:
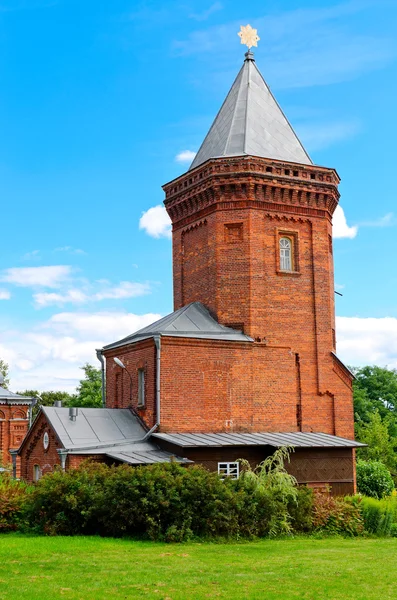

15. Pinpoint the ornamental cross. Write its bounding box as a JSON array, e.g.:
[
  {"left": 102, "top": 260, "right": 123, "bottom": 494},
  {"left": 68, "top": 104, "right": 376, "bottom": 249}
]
[{"left": 238, "top": 24, "right": 260, "bottom": 49}]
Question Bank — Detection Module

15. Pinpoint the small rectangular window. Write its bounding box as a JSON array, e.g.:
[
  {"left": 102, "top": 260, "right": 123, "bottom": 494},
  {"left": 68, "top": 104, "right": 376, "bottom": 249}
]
[
  {"left": 218, "top": 462, "right": 239, "bottom": 480},
  {"left": 33, "top": 464, "right": 41, "bottom": 482},
  {"left": 138, "top": 369, "right": 145, "bottom": 407}
]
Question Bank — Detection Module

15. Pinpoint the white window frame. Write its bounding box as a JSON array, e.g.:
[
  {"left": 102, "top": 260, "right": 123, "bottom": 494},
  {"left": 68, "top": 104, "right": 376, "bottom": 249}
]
[
  {"left": 138, "top": 368, "right": 145, "bottom": 407},
  {"left": 33, "top": 464, "right": 41, "bottom": 482},
  {"left": 279, "top": 237, "right": 292, "bottom": 271},
  {"left": 218, "top": 462, "right": 239, "bottom": 480}
]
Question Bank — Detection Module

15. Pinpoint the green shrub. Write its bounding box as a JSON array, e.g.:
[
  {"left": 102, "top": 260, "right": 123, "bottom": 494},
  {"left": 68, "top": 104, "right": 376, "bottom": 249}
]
[
  {"left": 312, "top": 491, "right": 363, "bottom": 536},
  {"left": 0, "top": 475, "right": 31, "bottom": 532},
  {"left": 359, "top": 495, "right": 395, "bottom": 536},
  {"left": 288, "top": 486, "right": 313, "bottom": 533},
  {"left": 23, "top": 449, "right": 314, "bottom": 540},
  {"left": 356, "top": 459, "right": 395, "bottom": 499}
]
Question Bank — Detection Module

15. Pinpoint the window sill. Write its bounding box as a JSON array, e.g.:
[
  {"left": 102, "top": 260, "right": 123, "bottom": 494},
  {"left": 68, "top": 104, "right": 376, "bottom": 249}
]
[{"left": 276, "top": 270, "right": 301, "bottom": 277}]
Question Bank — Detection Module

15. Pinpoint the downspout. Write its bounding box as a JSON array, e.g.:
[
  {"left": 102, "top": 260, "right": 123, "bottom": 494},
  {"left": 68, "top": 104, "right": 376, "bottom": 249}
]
[
  {"left": 96, "top": 349, "right": 106, "bottom": 407},
  {"left": 141, "top": 334, "right": 161, "bottom": 441},
  {"left": 57, "top": 449, "right": 68, "bottom": 471}
]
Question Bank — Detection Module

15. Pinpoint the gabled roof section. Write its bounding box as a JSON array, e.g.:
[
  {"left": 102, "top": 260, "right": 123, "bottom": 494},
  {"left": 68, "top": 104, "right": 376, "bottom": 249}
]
[
  {"left": 0, "top": 386, "right": 34, "bottom": 405},
  {"left": 103, "top": 302, "right": 253, "bottom": 351},
  {"left": 189, "top": 52, "right": 312, "bottom": 171},
  {"left": 41, "top": 407, "right": 147, "bottom": 450}
]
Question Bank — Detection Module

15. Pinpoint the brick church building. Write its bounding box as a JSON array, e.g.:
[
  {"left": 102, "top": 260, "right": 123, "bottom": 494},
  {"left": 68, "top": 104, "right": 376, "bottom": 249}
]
[{"left": 18, "top": 40, "right": 363, "bottom": 492}]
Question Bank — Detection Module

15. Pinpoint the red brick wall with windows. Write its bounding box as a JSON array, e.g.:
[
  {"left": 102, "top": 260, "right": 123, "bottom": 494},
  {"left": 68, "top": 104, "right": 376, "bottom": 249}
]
[
  {"left": 18, "top": 412, "right": 62, "bottom": 482},
  {"left": 0, "top": 404, "right": 30, "bottom": 476},
  {"left": 160, "top": 155, "right": 354, "bottom": 440},
  {"left": 104, "top": 338, "right": 157, "bottom": 426}
]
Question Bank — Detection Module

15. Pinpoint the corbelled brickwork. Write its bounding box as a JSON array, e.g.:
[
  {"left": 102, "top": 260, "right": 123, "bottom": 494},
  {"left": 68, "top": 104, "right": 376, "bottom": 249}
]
[{"left": 102, "top": 155, "right": 354, "bottom": 440}]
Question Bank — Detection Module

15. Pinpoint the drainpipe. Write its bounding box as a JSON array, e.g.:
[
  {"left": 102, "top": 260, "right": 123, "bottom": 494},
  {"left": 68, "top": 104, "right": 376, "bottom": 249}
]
[
  {"left": 57, "top": 449, "right": 68, "bottom": 471},
  {"left": 141, "top": 335, "right": 161, "bottom": 441},
  {"left": 96, "top": 349, "right": 106, "bottom": 407}
]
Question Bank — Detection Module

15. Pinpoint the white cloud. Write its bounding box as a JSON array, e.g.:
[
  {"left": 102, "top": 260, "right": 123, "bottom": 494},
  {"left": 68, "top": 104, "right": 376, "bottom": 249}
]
[
  {"left": 94, "top": 282, "right": 150, "bottom": 301},
  {"left": 33, "top": 281, "right": 151, "bottom": 308},
  {"left": 333, "top": 205, "right": 358, "bottom": 239},
  {"left": 175, "top": 150, "right": 197, "bottom": 163},
  {"left": 139, "top": 205, "right": 172, "bottom": 239},
  {"left": 0, "top": 265, "right": 72, "bottom": 288},
  {"left": 0, "top": 289, "right": 11, "bottom": 300},
  {"left": 1, "top": 310, "right": 162, "bottom": 392},
  {"left": 336, "top": 316, "right": 397, "bottom": 369}
]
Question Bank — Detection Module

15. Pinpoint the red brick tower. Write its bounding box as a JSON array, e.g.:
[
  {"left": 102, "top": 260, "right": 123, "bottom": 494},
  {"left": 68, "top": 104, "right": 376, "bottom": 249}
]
[{"left": 163, "top": 49, "right": 354, "bottom": 438}]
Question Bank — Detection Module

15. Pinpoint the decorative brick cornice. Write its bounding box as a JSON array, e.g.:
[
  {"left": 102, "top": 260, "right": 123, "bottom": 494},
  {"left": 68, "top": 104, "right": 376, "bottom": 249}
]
[{"left": 163, "top": 156, "right": 339, "bottom": 226}]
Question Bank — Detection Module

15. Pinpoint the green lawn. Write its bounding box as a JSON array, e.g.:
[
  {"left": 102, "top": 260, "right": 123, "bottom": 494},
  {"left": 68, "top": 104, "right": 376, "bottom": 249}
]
[{"left": 0, "top": 535, "right": 396, "bottom": 599}]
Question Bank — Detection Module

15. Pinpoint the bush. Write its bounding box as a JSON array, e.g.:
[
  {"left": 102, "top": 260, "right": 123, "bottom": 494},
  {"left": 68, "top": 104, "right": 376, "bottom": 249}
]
[
  {"left": 356, "top": 459, "right": 395, "bottom": 499},
  {"left": 355, "top": 494, "right": 397, "bottom": 537},
  {"left": 0, "top": 475, "right": 31, "bottom": 532},
  {"left": 312, "top": 491, "right": 363, "bottom": 536},
  {"left": 23, "top": 450, "right": 314, "bottom": 540}
]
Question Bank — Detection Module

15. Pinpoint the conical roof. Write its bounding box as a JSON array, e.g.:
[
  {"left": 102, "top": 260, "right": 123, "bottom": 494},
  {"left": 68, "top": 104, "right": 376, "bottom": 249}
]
[{"left": 189, "top": 52, "right": 312, "bottom": 170}]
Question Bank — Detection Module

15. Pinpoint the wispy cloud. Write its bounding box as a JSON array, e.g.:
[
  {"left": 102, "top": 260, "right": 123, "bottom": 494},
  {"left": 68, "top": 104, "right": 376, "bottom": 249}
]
[
  {"left": 0, "top": 266, "right": 73, "bottom": 288},
  {"left": 55, "top": 246, "right": 87, "bottom": 255},
  {"left": 139, "top": 205, "right": 172, "bottom": 239},
  {"left": 173, "top": 2, "right": 395, "bottom": 89},
  {"left": 0, "top": 289, "right": 11, "bottom": 300},
  {"left": 175, "top": 150, "right": 197, "bottom": 163},
  {"left": 359, "top": 212, "right": 396, "bottom": 227},
  {"left": 189, "top": 2, "right": 223, "bottom": 22},
  {"left": 296, "top": 120, "right": 360, "bottom": 151},
  {"left": 21, "top": 249, "right": 41, "bottom": 261},
  {"left": 333, "top": 206, "right": 358, "bottom": 239},
  {"left": 33, "top": 281, "right": 151, "bottom": 308}
]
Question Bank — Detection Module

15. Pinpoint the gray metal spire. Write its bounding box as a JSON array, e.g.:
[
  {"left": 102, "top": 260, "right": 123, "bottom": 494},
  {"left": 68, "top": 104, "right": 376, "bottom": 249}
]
[{"left": 189, "top": 51, "right": 312, "bottom": 170}]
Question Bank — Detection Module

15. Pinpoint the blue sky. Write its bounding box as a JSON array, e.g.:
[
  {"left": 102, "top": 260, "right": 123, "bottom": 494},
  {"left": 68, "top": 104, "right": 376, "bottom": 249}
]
[{"left": 0, "top": 0, "right": 397, "bottom": 391}]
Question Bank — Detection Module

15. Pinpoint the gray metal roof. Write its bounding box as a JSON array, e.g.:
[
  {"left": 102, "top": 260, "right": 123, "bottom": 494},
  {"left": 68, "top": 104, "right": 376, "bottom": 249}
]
[
  {"left": 67, "top": 441, "right": 192, "bottom": 465},
  {"left": 37, "top": 407, "right": 191, "bottom": 465},
  {"left": 153, "top": 431, "right": 365, "bottom": 449},
  {"left": 190, "top": 53, "right": 312, "bottom": 171},
  {"left": 42, "top": 406, "right": 147, "bottom": 450},
  {"left": 0, "top": 386, "right": 34, "bottom": 404},
  {"left": 103, "top": 302, "right": 252, "bottom": 350}
]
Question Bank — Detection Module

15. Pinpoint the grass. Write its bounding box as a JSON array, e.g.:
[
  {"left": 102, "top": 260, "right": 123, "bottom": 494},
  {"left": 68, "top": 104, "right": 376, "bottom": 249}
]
[{"left": 0, "top": 535, "right": 396, "bottom": 599}]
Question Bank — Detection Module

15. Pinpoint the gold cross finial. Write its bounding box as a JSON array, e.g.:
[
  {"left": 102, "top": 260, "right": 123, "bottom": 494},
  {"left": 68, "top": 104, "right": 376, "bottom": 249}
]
[{"left": 238, "top": 24, "right": 260, "bottom": 49}]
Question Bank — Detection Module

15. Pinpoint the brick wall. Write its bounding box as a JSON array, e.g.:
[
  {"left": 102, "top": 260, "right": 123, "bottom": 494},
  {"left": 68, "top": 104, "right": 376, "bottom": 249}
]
[
  {"left": 104, "top": 338, "right": 157, "bottom": 426},
  {"left": 0, "top": 404, "right": 30, "bottom": 476},
  {"left": 18, "top": 412, "right": 62, "bottom": 482}
]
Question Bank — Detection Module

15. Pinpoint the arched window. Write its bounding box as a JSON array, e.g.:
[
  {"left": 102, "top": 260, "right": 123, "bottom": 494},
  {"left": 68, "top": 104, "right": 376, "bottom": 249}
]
[{"left": 279, "top": 237, "right": 292, "bottom": 271}]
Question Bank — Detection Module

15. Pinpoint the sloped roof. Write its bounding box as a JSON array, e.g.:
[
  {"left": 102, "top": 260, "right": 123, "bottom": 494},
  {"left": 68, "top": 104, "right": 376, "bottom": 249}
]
[
  {"left": 103, "top": 302, "right": 252, "bottom": 351},
  {"left": 153, "top": 431, "right": 366, "bottom": 449},
  {"left": 189, "top": 52, "right": 312, "bottom": 171},
  {"left": 0, "top": 386, "right": 34, "bottom": 404},
  {"left": 41, "top": 406, "right": 146, "bottom": 450},
  {"left": 20, "top": 406, "right": 190, "bottom": 465}
]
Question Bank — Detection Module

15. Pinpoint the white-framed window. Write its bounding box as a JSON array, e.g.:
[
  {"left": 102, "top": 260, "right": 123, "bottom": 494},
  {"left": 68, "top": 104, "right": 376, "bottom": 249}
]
[
  {"left": 218, "top": 462, "right": 239, "bottom": 480},
  {"left": 33, "top": 464, "right": 41, "bottom": 482},
  {"left": 138, "top": 368, "right": 145, "bottom": 407},
  {"left": 279, "top": 237, "right": 292, "bottom": 271}
]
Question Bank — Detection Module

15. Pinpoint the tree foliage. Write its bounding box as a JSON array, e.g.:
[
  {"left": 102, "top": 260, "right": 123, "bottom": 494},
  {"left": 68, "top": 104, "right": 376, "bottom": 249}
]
[
  {"left": 356, "top": 459, "right": 395, "bottom": 499},
  {"left": 68, "top": 363, "right": 102, "bottom": 408},
  {"left": 0, "top": 359, "right": 10, "bottom": 389}
]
